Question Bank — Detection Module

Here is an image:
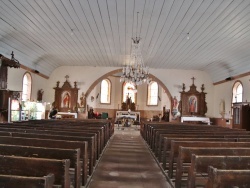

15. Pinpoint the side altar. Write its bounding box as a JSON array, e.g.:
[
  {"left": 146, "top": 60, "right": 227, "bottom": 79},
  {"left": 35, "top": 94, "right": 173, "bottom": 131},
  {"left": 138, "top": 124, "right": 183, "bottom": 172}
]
[{"left": 179, "top": 77, "right": 209, "bottom": 124}]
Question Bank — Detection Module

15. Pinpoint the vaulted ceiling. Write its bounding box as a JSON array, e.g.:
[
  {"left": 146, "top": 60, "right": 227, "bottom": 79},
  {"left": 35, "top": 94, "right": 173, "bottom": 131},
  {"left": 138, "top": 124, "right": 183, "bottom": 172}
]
[{"left": 0, "top": 0, "right": 250, "bottom": 83}]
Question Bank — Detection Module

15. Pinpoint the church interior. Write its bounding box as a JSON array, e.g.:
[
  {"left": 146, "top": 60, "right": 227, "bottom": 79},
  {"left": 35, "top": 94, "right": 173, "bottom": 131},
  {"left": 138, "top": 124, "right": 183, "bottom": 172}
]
[{"left": 1, "top": 0, "right": 250, "bottom": 187}]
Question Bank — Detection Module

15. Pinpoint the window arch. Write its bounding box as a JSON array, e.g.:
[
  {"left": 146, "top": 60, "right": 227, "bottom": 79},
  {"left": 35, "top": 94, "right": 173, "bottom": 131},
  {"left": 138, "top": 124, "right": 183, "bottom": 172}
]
[
  {"left": 123, "top": 82, "right": 136, "bottom": 103},
  {"left": 232, "top": 81, "right": 243, "bottom": 103},
  {"left": 147, "top": 81, "right": 158, "bottom": 105},
  {"left": 100, "top": 79, "right": 111, "bottom": 104},
  {"left": 22, "top": 72, "right": 32, "bottom": 101}
]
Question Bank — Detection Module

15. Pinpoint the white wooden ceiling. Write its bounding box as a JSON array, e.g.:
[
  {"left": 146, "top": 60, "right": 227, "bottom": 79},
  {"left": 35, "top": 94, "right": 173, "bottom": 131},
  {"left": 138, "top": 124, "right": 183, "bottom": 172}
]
[{"left": 0, "top": 0, "right": 250, "bottom": 83}]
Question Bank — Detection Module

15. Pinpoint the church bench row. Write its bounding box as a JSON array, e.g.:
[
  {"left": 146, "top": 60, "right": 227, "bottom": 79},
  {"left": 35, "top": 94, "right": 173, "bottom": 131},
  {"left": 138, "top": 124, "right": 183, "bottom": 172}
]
[
  {"left": 156, "top": 131, "right": 249, "bottom": 160},
  {"left": 157, "top": 131, "right": 250, "bottom": 160},
  {"left": 140, "top": 122, "right": 250, "bottom": 188},
  {"left": 140, "top": 123, "right": 250, "bottom": 162},
  {"left": 0, "top": 123, "right": 102, "bottom": 158},
  {"left": 5, "top": 120, "right": 112, "bottom": 156},
  {"left": 26, "top": 118, "right": 114, "bottom": 143},
  {"left": 146, "top": 125, "right": 247, "bottom": 152},
  {"left": 161, "top": 135, "right": 250, "bottom": 170},
  {"left": 0, "top": 155, "right": 70, "bottom": 188},
  {"left": 141, "top": 123, "right": 236, "bottom": 150},
  {"left": 0, "top": 144, "right": 81, "bottom": 188},
  {"left": 188, "top": 155, "right": 250, "bottom": 188},
  {"left": 176, "top": 147, "right": 250, "bottom": 188},
  {"left": 168, "top": 141, "right": 250, "bottom": 179},
  {"left": 152, "top": 129, "right": 250, "bottom": 187},
  {"left": 0, "top": 121, "right": 112, "bottom": 185},
  {"left": 154, "top": 128, "right": 249, "bottom": 155},
  {"left": 0, "top": 135, "right": 88, "bottom": 187},
  {"left": 0, "top": 121, "right": 110, "bottom": 172},
  {"left": 206, "top": 166, "right": 250, "bottom": 188},
  {"left": 0, "top": 174, "right": 55, "bottom": 188},
  {"left": 162, "top": 137, "right": 237, "bottom": 171},
  {"left": 0, "top": 127, "right": 95, "bottom": 177},
  {"left": 140, "top": 122, "right": 238, "bottom": 143}
]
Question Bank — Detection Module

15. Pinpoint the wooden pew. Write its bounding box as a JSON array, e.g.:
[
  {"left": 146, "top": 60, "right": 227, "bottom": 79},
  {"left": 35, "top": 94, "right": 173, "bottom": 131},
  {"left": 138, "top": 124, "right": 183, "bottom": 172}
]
[
  {"left": 162, "top": 137, "right": 237, "bottom": 171},
  {"left": 158, "top": 132, "right": 250, "bottom": 160},
  {"left": 0, "top": 174, "right": 55, "bottom": 188},
  {"left": 0, "top": 136, "right": 88, "bottom": 186},
  {"left": 0, "top": 121, "right": 112, "bottom": 172},
  {"left": 0, "top": 124, "right": 103, "bottom": 158},
  {"left": 188, "top": 155, "right": 250, "bottom": 188},
  {"left": 0, "top": 144, "right": 81, "bottom": 188},
  {"left": 0, "top": 155, "right": 70, "bottom": 188},
  {"left": 15, "top": 119, "right": 112, "bottom": 146},
  {"left": 175, "top": 147, "right": 250, "bottom": 188},
  {"left": 0, "top": 130, "right": 95, "bottom": 177},
  {"left": 145, "top": 124, "right": 232, "bottom": 148},
  {"left": 152, "top": 128, "right": 237, "bottom": 152},
  {"left": 0, "top": 124, "right": 100, "bottom": 161},
  {"left": 168, "top": 141, "right": 250, "bottom": 178},
  {"left": 206, "top": 166, "right": 250, "bottom": 188},
  {"left": 159, "top": 134, "right": 242, "bottom": 163}
]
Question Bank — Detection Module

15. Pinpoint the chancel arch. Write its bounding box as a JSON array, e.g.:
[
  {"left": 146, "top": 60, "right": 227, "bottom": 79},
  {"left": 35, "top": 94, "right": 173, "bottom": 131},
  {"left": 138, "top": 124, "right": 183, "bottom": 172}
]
[
  {"left": 85, "top": 69, "right": 172, "bottom": 102},
  {"left": 84, "top": 69, "right": 173, "bottom": 120}
]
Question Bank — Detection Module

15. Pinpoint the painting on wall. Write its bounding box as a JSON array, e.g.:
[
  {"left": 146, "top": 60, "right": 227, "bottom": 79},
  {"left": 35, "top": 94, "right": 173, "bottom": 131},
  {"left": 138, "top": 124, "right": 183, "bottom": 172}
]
[
  {"left": 188, "top": 95, "right": 197, "bottom": 113},
  {"left": 61, "top": 91, "right": 71, "bottom": 108}
]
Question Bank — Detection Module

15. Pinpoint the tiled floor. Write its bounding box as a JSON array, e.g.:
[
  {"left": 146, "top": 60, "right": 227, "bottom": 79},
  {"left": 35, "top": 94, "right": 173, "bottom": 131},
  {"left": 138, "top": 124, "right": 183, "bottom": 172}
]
[{"left": 87, "top": 126, "right": 173, "bottom": 188}]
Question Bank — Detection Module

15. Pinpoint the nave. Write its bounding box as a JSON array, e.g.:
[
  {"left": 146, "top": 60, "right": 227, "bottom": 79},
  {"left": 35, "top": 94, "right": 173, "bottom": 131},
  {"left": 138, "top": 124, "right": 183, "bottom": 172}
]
[{"left": 87, "top": 126, "right": 172, "bottom": 188}]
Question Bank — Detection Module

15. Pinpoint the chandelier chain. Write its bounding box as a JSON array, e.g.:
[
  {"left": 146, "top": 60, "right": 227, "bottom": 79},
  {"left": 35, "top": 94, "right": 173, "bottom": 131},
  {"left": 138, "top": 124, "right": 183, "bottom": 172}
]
[{"left": 120, "top": 12, "right": 151, "bottom": 85}]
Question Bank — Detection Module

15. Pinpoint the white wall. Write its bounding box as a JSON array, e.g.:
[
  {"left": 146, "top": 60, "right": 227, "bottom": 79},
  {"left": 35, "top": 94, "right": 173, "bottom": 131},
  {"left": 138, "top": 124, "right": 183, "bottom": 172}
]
[
  {"left": 213, "top": 75, "right": 250, "bottom": 118},
  {"left": 46, "top": 66, "right": 214, "bottom": 116},
  {"left": 8, "top": 68, "right": 49, "bottom": 102},
  {"left": 7, "top": 66, "right": 215, "bottom": 117}
]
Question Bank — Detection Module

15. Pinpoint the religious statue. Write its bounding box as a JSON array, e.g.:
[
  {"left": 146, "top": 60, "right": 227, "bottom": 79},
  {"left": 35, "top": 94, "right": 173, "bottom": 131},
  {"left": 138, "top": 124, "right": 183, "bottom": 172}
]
[
  {"left": 121, "top": 93, "right": 136, "bottom": 111},
  {"left": 37, "top": 89, "right": 44, "bottom": 102},
  {"left": 172, "top": 96, "right": 180, "bottom": 119},
  {"left": 80, "top": 92, "right": 86, "bottom": 107}
]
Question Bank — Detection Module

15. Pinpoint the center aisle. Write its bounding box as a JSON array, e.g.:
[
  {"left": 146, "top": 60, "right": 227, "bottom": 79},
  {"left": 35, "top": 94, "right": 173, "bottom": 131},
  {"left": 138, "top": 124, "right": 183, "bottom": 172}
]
[{"left": 87, "top": 127, "right": 172, "bottom": 188}]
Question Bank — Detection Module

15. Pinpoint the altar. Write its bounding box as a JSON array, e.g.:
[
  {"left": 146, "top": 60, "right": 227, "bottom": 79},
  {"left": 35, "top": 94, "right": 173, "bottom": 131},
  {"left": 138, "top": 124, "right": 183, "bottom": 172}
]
[
  {"left": 48, "top": 112, "right": 78, "bottom": 119},
  {"left": 181, "top": 116, "right": 210, "bottom": 125},
  {"left": 115, "top": 111, "right": 140, "bottom": 122},
  {"left": 115, "top": 111, "right": 140, "bottom": 128}
]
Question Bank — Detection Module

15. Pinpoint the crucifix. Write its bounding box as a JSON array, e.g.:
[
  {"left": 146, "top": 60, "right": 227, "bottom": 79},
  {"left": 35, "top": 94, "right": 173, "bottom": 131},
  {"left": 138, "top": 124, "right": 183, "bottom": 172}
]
[
  {"left": 65, "top": 75, "right": 69, "bottom": 81},
  {"left": 191, "top": 77, "right": 195, "bottom": 85}
]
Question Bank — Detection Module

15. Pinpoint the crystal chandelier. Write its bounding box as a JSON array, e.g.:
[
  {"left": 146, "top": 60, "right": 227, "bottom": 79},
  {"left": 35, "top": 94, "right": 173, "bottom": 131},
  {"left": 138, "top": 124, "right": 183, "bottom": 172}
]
[{"left": 120, "top": 37, "right": 151, "bottom": 85}]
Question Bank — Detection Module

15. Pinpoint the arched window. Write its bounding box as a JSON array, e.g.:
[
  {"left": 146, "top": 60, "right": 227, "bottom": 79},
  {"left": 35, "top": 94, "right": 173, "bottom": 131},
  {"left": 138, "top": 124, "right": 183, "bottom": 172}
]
[
  {"left": 232, "top": 81, "right": 243, "bottom": 103},
  {"left": 100, "top": 79, "right": 111, "bottom": 104},
  {"left": 22, "top": 72, "right": 32, "bottom": 101},
  {"left": 147, "top": 81, "right": 158, "bottom": 105},
  {"left": 123, "top": 82, "right": 136, "bottom": 103}
]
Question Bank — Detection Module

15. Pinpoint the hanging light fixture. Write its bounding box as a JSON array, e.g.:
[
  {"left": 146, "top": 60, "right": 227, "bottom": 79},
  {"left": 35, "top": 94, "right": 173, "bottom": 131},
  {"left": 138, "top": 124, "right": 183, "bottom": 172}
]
[{"left": 120, "top": 12, "right": 151, "bottom": 85}]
